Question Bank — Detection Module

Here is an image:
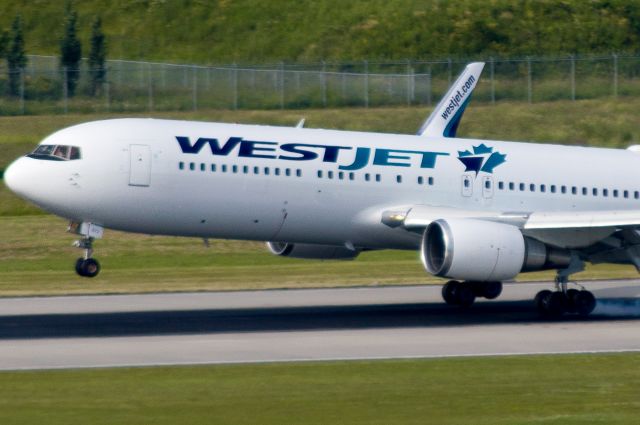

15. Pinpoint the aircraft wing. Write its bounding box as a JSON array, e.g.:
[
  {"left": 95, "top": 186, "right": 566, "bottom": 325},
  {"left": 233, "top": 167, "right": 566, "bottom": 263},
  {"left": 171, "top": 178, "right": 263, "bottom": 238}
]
[
  {"left": 383, "top": 206, "right": 640, "bottom": 231},
  {"left": 381, "top": 205, "right": 640, "bottom": 268}
]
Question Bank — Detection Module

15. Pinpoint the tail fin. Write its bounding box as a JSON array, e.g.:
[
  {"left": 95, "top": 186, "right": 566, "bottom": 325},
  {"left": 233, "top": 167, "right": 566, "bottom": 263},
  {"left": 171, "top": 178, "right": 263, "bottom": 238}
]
[{"left": 417, "top": 62, "right": 485, "bottom": 138}]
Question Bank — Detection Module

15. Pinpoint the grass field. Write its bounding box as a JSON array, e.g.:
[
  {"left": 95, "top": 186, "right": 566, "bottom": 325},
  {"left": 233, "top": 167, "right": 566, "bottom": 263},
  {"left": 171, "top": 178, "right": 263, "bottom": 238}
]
[
  {"left": 0, "top": 354, "right": 638, "bottom": 424},
  {"left": 3, "top": 97, "right": 640, "bottom": 173},
  {"left": 1, "top": 213, "right": 638, "bottom": 297}
]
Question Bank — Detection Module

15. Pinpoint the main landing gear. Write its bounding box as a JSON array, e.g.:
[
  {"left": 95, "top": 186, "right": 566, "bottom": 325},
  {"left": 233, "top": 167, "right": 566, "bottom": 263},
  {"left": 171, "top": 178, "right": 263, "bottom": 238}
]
[
  {"left": 534, "top": 256, "right": 596, "bottom": 318},
  {"left": 69, "top": 222, "right": 103, "bottom": 278},
  {"left": 441, "top": 280, "right": 503, "bottom": 307}
]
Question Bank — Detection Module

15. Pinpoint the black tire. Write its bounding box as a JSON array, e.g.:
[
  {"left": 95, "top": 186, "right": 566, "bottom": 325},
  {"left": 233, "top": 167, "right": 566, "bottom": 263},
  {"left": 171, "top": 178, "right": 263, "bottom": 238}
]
[
  {"left": 481, "top": 281, "right": 503, "bottom": 300},
  {"left": 534, "top": 290, "right": 552, "bottom": 312},
  {"left": 442, "top": 281, "right": 460, "bottom": 305},
  {"left": 574, "top": 291, "right": 596, "bottom": 316},
  {"left": 75, "top": 258, "right": 86, "bottom": 277},
  {"left": 565, "top": 288, "right": 580, "bottom": 314},
  {"left": 80, "top": 258, "right": 101, "bottom": 278},
  {"left": 544, "top": 292, "right": 567, "bottom": 317},
  {"left": 456, "top": 282, "right": 476, "bottom": 307}
]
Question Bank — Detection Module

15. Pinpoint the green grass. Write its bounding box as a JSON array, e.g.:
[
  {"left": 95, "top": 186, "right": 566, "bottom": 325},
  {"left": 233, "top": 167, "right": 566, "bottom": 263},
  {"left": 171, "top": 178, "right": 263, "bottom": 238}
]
[
  {"left": 0, "top": 215, "right": 637, "bottom": 297},
  {"left": 3, "top": 97, "right": 640, "bottom": 173},
  {"left": 0, "top": 354, "right": 639, "bottom": 424}
]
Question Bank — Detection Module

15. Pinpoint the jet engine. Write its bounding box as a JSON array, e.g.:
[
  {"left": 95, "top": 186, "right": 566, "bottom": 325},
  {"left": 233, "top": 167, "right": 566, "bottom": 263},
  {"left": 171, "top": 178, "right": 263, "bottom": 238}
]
[
  {"left": 266, "top": 242, "right": 360, "bottom": 260},
  {"left": 421, "top": 218, "right": 571, "bottom": 281}
]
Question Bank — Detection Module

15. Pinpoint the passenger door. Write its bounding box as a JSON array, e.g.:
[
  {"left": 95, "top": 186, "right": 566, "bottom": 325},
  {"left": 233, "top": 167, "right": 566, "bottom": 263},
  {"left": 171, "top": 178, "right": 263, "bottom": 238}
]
[{"left": 129, "top": 144, "right": 151, "bottom": 187}]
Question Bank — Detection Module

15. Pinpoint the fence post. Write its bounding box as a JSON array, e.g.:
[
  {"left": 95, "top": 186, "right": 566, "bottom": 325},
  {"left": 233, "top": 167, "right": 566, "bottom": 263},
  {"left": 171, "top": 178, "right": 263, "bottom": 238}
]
[
  {"left": 570, "top": 54, "right": 576, "bottom": 101},
  {"left": 136, "top": 62, "right": 142, "bottom": 90},
  {"left": 490, "top": 57, "right": 495, "bottom": 104},
  {"left": 63, "top": 66, "right": 68, "bottom": 114},
  {"left": 527, "top": 57, "right": 532, "bottom": 104},
  {"left": 364, "top": 60, "right": 369, "bottom": 108},
  {"left": 447, "top": 58, "right": 452, "bottom": 87},
  {"left": 427, "top": 65, "right": 432, "bottom": 106},
  {"left": 104, "top": 80, "right": 110, "bottom": 112},
  {"left": 613, "top": 53, "right": 618, "bottom": 98},
  {"left": 279, "top": 62, "right": 285, "bottom": 109},
  {"left": 321, "top": 60, "right": 327, "bottom": 107},
  {"left": 192, "top": 66, "right": 198, "bottom": 111},
  {"left": 233, "top": 64, "right": 238, "bottom": 110},
  {"left": 148, "top": 64, "right": 154, "bottom": 112},
  {"left": 406, "top": 59, "right": 412, "bottom": 106},
  {"left": 19, "top": 69, "right": 25, "bottom": 115}
]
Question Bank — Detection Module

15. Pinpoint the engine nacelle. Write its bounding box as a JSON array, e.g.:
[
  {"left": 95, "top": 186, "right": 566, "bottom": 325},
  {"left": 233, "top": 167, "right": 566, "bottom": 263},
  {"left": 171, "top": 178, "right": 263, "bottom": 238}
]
[
  {"left": 266, "top": 242, "right": 360, "bottom": 260},
  {"left": 421, "top": 218, "right": 571, "bottom": 281}
]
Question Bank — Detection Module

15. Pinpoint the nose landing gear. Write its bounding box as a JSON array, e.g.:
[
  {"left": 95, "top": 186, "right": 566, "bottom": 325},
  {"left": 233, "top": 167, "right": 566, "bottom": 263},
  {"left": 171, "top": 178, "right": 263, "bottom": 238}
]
[{"left": 69, "top": 222, "right": 103, "bottom": 278}]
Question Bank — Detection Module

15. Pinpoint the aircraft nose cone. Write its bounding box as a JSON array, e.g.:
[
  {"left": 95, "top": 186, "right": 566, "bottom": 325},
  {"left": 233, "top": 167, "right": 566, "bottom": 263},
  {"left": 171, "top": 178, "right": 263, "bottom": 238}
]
[
  {"left": 4, "top": 157, "right": 36, "bottom": 201},
  {"left": 3, "top": 158, "right": 23, "bottom": 195}
]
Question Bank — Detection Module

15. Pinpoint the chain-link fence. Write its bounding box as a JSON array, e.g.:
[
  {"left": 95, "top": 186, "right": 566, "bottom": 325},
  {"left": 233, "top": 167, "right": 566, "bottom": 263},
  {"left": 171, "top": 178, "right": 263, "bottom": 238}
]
[{"left": 0, "top": 54, "right": 639, "bottom": 115}]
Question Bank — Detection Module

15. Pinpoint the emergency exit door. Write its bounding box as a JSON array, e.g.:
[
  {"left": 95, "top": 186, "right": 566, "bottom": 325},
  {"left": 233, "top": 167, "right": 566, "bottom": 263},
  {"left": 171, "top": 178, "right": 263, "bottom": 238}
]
[{"left": 129, "top": 144, "right": 151, "bottom": 187}]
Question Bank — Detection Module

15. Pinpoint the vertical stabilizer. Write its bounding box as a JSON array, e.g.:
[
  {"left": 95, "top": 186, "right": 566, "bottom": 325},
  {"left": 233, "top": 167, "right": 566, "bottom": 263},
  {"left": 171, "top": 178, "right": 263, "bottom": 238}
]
[{"left": 417, "top": 62, "right": 485, "bottom": 138}]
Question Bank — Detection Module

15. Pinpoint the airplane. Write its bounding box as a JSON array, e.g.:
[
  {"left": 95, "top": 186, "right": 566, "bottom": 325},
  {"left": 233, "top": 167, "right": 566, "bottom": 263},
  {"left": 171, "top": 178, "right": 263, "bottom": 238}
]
[{"left": 5, "top": 62, "right": 639, "bottom": 318}]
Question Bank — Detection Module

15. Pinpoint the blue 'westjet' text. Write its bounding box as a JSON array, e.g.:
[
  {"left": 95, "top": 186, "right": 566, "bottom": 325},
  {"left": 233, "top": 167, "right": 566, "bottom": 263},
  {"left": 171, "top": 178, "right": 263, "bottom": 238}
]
[{"left": 176, "top": 136, "right": 449, "bottom": 170}]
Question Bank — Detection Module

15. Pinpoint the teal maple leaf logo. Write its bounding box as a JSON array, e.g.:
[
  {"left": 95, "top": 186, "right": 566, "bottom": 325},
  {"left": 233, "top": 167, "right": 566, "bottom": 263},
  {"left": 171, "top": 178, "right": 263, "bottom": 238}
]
[{"left": 457, "top": 144, "right": 506, "bottom": 175}]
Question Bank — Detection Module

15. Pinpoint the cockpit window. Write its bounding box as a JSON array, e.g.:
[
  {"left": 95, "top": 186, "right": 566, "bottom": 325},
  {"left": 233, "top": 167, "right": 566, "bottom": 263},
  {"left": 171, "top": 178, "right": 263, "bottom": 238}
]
[{"left": 28, "top": 145, "right": 81, "bottom": 161}]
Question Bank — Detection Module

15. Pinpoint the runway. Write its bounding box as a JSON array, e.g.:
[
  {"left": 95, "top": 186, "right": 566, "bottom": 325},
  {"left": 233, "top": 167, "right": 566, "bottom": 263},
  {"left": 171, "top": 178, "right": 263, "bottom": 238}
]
[{"left": 0, "top": 280, "right": 639, "bottom": 370}]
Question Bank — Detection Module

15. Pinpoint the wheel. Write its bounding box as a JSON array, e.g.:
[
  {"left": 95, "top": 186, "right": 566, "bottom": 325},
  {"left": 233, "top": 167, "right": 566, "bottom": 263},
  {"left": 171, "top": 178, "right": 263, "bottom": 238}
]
[
  {"left": 544, "top": 292, "right": 567, "bottom": 317},
  {"left": 80, "top": 258, "right": 100, "bottom": 278},
  {"left": 565, "top": 288, "right": 581, "bottom": 314},
  {"left": 442, "top": 281, "right": 460, "bottom": 305},
  {"left": 480, "top": 281, "right": 503, "bottom": 300},
  {"left": 534, "top": 290, "right": 552, "bottom": 311},
  {"left": 75, "top": 257, "right": 86, "bottom": 276},
  {"left": 456, "top": 282, "right": 476, "bottom": 307},
  {"left": 574, "top": 291, "right": 596, "bottom": 316}
]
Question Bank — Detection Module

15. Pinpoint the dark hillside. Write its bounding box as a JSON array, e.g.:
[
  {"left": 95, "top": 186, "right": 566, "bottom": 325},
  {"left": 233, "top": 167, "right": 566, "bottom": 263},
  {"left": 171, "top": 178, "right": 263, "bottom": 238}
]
[{"left": 1, "top": 1, "right": 640, "bottom": 63}]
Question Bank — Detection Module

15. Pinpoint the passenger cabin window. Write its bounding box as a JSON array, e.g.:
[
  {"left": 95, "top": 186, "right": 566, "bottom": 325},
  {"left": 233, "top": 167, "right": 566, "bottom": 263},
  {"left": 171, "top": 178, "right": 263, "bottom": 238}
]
[{"left": 29, "top": 144, "right": 81, "bottom": 161}]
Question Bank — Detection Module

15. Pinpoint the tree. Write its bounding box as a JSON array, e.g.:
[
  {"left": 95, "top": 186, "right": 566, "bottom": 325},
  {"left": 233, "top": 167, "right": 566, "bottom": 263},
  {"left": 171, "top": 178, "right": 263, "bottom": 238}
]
[
  {"left": 7, "top": 15, "right": 27, "bottom": 97},
  {"left": 0, "top": 30, "right": 8, "bottom": 58},
  {"left": 88, "top": 16, "right": 106, "bottom": 95},
  {"left": 60, "top": 3, "right": 82, "bottom": 97}
]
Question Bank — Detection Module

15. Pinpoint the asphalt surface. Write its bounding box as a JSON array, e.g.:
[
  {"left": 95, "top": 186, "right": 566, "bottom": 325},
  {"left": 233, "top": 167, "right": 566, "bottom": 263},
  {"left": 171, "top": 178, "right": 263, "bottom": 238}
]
[{"left": 0, "top": 280, "right": 639, "bottom": 370}]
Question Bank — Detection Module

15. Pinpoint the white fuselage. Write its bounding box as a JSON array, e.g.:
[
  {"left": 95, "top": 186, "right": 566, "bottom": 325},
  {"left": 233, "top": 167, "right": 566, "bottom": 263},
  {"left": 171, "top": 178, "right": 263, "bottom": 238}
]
[{"left": 6, "top": 118, "right": 640, "bottom": 251}]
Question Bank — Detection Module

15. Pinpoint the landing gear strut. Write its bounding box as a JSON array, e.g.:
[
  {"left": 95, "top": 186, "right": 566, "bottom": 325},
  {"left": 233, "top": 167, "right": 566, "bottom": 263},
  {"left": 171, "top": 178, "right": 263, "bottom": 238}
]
[
  {"left": 442, "top": 280, "right": 503, "bottom": 307},
  {"left": 534, "top": 255, "right": 596, "bottom": 317},
  {"left": 69, "top": 222, "right": 103, "bottom": 278}
]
